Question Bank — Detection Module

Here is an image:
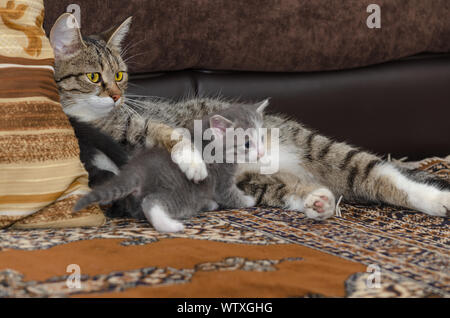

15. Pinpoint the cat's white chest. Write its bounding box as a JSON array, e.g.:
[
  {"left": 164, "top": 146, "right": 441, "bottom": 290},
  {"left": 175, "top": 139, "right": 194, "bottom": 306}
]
[{"left": 237, "top": 144, "right": 313, "bottom": 179}]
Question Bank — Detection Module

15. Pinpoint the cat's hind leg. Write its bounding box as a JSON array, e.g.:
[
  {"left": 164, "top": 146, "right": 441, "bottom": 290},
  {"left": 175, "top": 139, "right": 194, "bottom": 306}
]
[
  {"left": 141, "top": 195, "right": 185, "bottom": 233},
  {"left": 364, "top": 163, "right": 450, "bottom": 217},
  {"left": 301, "top": 133, "right": 450, "bottom": 217},
  {"left": 237, "top": 172, "right": 336, "bottom": 220}
]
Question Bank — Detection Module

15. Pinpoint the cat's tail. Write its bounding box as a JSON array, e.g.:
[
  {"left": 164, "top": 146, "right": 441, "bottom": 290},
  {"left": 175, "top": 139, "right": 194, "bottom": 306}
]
[{"left": 73, "top": 171, "right": 141, "bottom": 212}]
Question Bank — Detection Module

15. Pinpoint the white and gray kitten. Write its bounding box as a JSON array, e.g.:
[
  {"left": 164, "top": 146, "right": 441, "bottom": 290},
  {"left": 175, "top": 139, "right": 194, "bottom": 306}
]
[{"left": 74, "top": 102, "right": 267, "bottom": 232}]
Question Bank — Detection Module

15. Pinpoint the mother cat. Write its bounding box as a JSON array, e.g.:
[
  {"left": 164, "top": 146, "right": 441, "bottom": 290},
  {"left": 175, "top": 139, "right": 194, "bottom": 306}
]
[{"left": 50, "top": 13, "right": 450, "bottom": 220}]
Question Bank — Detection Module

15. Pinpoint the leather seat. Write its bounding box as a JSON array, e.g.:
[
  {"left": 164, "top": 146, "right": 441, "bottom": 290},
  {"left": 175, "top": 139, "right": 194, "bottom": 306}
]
[{"left": 129, "top": 53, "right": 450, "bottom": 159}]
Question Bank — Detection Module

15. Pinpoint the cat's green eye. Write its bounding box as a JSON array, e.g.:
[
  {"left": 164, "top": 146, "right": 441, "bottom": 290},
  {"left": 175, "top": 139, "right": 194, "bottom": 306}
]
[
  {"left": 115, "top": 71, "right": 124, "bottom": 82},
  {"left": 86, "top": 72, "right": 101, "bottom": 83}
]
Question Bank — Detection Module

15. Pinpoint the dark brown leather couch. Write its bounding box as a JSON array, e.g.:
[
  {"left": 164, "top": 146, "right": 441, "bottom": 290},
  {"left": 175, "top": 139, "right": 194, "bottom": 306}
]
[
  {"left": 44, "top": 0, "right": 450, "bottom": 159},
  {"left": 127, "top": 54, "right": 450, "bottom": 159}
]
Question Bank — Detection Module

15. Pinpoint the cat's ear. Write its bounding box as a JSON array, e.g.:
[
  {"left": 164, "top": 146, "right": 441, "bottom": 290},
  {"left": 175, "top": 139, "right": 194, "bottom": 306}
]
[
  {"left": 210, "top": 115, "right": 234, "bottom": 138},
  {"left": 101, "top": 17, "right": 133, "bottom": 50},
  {"left": 50, "top": 13, "right": 85, "bottom": 60},
  {"left": 255, "top": 99, "right": 270, "bottom": 114}
]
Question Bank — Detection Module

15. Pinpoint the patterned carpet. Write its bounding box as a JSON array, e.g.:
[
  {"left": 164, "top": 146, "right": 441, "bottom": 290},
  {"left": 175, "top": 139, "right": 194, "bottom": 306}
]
[{"left": 0, "top": 158, "right": 448, "bottom": 298}]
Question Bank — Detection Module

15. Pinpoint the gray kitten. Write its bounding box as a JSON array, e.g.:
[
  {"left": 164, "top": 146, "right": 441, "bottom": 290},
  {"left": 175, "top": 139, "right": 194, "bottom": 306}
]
[{"left": 74, "top": 102, "right": 267, "bottom": 232}]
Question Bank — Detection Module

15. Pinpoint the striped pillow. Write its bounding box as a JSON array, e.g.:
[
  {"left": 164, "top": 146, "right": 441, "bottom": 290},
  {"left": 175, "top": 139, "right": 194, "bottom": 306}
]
[{"left": 0, "top": 0, "right": 104, "bottom": 228}]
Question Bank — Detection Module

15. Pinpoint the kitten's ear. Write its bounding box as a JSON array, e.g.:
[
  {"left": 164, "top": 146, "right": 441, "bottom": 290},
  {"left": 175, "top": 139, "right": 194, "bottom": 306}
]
[
  {"left": 210, "top": 115, "right": 234, "bottom": 138},
  {"left": 255, "top": 99, "right": 270, "bottom": 114},
  {"left": 101, "top": 17, "right": 133, "bottom": 50},
  {"left": 50, "top": 13, "right": 85, "bottom": 60}
]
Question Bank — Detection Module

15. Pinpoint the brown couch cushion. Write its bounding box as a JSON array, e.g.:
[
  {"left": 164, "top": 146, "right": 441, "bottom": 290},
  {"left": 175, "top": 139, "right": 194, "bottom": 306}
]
[{"left": 44, "top": 0, "right": 450, "bottom": 74}]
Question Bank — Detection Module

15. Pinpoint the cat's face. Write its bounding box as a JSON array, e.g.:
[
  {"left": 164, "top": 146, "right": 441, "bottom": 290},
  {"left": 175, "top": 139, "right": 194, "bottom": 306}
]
[
  {"left": 208, "top": 100, "right": 269, "bottom": 162},
  {"left": 50, "top": 14, "right": 132, "bottom": 122}
]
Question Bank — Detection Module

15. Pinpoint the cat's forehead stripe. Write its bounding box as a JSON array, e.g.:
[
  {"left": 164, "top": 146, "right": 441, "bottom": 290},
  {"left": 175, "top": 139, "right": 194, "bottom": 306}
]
[{"left": 86, "top": 38, "right": 118, "bottom": 72}]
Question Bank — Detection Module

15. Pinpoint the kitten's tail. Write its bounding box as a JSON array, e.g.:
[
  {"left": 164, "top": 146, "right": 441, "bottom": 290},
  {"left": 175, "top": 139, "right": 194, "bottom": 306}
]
[{"left": 73, "top": 171, "right": 141, "bottom": 212}]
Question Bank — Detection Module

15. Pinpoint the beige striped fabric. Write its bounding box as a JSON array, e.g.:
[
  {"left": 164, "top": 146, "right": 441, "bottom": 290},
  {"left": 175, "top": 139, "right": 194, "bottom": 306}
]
[{"left": 0, "top": 0, "right": 104, "bottom": 228}]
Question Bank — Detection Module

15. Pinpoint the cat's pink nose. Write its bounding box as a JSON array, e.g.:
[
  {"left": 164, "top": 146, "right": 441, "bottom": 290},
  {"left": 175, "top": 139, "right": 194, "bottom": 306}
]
[{"left": 111, "top": 94, "right": 121, "bottom": 102}]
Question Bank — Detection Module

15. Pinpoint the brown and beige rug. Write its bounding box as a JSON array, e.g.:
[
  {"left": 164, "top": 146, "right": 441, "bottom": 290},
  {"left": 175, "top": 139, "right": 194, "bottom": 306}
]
[{"left": 0, "top": 157, "right": 448, "bottom": 298}]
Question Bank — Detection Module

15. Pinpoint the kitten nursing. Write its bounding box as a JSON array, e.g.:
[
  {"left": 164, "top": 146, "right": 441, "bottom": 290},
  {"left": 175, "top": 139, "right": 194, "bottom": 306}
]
[
  {"left": 75, "top": 102, "right": 267, "bottom": 232},
  {"left": 69, "top": 117, "right": 143, "bottom": 218},
  {"left": 50, "top": 13, "right": 450, "bottom": 227}
]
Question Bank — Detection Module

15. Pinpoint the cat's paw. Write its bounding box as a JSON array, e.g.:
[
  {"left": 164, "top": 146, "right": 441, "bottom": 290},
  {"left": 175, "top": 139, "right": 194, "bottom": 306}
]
[
  {"left": 203, "top": 200, "right": 219, "bottom": 211},
  {"left": 424, "top": 192, "right": 450, "bottom": 217},
  {"left": 155, "top": 220, "right": 185, "bottom": 233},
  {"left": 304, "top": 188, "right": 335, "bottom": 220},
  {"left": 283, "top": 194, "right": 305, "bottom": 211},
  {"left": 171, "top": 144, "right": 208, "bottom": 183},
  {"left": 145, "top": 204, "right": 185, "bottom": 233},
  {"left": 241, "top": 195, "right": 256, "bottom": 208}
]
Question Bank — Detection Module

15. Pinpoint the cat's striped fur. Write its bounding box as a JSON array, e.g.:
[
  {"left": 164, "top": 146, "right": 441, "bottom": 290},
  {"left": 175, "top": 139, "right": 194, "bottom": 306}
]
[{"left": 51, "top": 14, "right": 450, "bottom": 220}]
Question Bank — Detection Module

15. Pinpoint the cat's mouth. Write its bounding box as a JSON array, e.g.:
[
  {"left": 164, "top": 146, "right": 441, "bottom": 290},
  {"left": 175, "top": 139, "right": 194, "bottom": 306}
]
[
  {"left": 114, "top": 97, "right": 123, "bottom": 108},
  {"left": 90, "top": 97, "right": 116, "bottom": 113},
  {"left": 63, "top": 95, "right": 118, "bottom": 122}
]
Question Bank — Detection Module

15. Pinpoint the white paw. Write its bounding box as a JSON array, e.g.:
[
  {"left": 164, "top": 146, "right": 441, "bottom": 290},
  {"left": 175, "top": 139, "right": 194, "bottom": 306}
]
[
  {"left": 145, "top": 204, "right": 185, "bottom": 233},
  {"left": 171, "top": 143, "right": 208, "bottom": 183},
  {"left": 242, "top": 195, "right": 256, "bottom": 208},
  {"left": 155, "top": 220, "right": 185, "bottom": 233},
  {"left": 204, "top": 200, "right": 219, "bottom": 211},
  {"left": 304, "top": 188, "right": 335, "bottom": 220},
  {"left": 283, "top": 194, "right": 305, "bottom": 211},
  {"left": 422, "top": 192, "right": 450, "bottom": 217}
]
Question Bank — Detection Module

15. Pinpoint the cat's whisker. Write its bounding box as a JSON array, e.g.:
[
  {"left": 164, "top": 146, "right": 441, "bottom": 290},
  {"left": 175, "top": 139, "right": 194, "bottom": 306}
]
[
  {"left": 123, "top": 98, "right": 159, "bottom": 109},
  {"left": 125, "top": 95, "right": 171, "bottom": 105},
  {"left": 123, "top": 100, "right": 148, "bottom": 110},
  {"left": 123, "top": 61, "right": 145, "bottom": 66},
  {"left": 120, "top": 39, "right": 146, "bottom": 58},
  {"left": 123, "top": 52, "right": 147, "bottom": 63},
  {"left": 127, "top": 100, "right": 153, "bottom": 107},
  {"left": 121, "top": 107, "right": 140, "bottom": 120},
  {"left": 126, "top": 82, "right": 146, "bottom": 89}
]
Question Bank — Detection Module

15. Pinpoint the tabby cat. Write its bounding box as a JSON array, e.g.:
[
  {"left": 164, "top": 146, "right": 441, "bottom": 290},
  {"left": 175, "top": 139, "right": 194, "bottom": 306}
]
[
  {"left": 74, "top": 102, "right": 267, "bottom": 232},
  {"left": 50, "top": 13, "right": 450, "bottom": 220}
]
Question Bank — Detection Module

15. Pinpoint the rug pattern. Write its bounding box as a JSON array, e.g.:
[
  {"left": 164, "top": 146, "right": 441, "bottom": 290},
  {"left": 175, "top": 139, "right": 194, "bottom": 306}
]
[
  {"left": 0, "top": 257, "right": 303, "bottom": 298},
  {"left": 0, "top": 158, "right": 449, "bottom": 298}
]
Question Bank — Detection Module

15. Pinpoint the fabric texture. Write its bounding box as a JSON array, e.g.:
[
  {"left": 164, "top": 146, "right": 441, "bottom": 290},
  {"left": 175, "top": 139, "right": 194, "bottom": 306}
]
[
  {"left": 43, "top": 0, "right": 450, "bottom": 74},
  {"left": 0, "top": 0, "right": 104, "bottom": 228},
  {"left": 1, "top": 157, "right": 448, "bottom": 297}
]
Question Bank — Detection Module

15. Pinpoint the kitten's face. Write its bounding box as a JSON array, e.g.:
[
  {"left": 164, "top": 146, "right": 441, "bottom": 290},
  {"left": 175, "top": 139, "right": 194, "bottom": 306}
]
[
  {"left": 209, "top": 100, "right": 269, "bottom": 162},
  {"left": 50, "top": 14, "right": 132, "bottom": 122}
]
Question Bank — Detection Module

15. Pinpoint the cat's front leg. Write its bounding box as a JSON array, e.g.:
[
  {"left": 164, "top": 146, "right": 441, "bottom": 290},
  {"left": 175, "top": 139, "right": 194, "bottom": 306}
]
[
  {"left": 216, "top": 184, "right": 256, "bottom": 209},
  {"left": 145, "top": 120, "right": 208, "bottom": 183},
  {"left": 201, "top": 200, "right": 219, "bottom": 211},
  {"left": 171, "top": 139, "right": 208, "bottom": 183}
]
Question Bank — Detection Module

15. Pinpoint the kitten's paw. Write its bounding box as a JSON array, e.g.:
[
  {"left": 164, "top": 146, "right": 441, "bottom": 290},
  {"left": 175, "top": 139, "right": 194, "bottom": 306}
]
[
  {"left": 283, "top": 194, "right": 305, "bottom": 211},
  {"left": 145, "top": 205, "right": 185, "bottom": 233},
  {"left": 155, "top": 220, "right": 185, "bottom": 233},
  {"left": 204, "top": 200, "right": 219, "bottom": 211},
  {"left": 172, "top": 144, "right": 208, "bottom": 183},
  {"left": 304, "top": 188, "right": 335, "bottom": 220},
  {"left": 242, "top": 195, "right": 256, "bottom": 208}
]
